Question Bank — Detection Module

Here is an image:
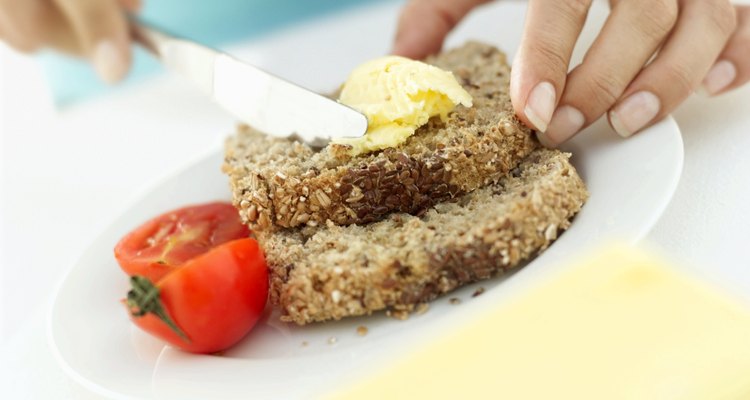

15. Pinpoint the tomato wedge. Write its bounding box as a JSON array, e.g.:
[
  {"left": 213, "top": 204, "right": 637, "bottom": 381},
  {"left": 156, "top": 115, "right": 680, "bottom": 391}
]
[
  {"left": 114, "top": 202, "right": 250, "bottom": 282},
  {"left": 125, "top": 238, "right": 268, "bottom": 353}
]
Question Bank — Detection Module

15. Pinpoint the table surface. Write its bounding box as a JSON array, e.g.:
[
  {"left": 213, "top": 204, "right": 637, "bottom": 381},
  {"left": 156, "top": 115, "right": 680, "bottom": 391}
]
[{"left": 2, "top": 1, "right": 750, "bottom": 398}]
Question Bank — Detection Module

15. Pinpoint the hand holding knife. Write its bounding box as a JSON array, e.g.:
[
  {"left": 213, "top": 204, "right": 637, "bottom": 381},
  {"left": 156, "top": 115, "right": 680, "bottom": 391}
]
[{"left": 131, "top": 21, "right": 368, "bottom": 147}]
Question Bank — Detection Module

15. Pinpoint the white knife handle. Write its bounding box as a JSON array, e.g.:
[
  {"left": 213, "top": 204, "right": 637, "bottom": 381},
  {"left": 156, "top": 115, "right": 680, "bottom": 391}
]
[
  {"left": 128, "top": 20, "right": 367, "bottom": 143},
  {"left": 130, "top": 21, "right": 218, "bottom": 96}
]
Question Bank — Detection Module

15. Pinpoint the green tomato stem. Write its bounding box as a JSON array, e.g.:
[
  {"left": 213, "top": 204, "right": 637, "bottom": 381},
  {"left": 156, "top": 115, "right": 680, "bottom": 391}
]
[{"left": 126, "top": 276, "right": 190, "bottom": 343}]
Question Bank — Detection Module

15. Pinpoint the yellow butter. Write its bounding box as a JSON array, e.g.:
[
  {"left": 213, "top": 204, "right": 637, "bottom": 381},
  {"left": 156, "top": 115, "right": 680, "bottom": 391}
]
[
  {"left": 335, "top": 56, "right": 472, "bottom": 155},
  {"left": 328, "top": 246, "right": 750, "bottom": 400}
]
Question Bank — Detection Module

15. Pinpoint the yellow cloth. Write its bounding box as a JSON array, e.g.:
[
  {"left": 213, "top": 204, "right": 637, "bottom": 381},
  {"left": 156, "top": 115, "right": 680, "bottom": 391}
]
[{"left": 328, "top": 245, "right": 750, "bottom": 400}]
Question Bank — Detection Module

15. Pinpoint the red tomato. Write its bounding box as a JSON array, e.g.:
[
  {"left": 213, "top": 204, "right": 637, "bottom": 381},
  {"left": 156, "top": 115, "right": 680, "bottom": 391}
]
[
  {"left": 114, "top": 202, "right": 250, "bottom": 282},
  {"left": 125, "top": 238, "right": 268, "bottom": 353}
]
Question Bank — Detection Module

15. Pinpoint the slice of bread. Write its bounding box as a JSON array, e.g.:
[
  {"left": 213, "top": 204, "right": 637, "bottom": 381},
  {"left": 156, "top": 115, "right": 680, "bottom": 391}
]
[
  {"left": 223, "top": 42, "right": 538, "bottom": 231},
  {"left": 258, "top": 149, "right": 588, "bottom": 325}
]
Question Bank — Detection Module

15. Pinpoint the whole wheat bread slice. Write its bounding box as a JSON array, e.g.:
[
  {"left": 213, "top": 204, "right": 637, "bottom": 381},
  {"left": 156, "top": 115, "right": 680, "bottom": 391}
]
[
  {"left": 223, "top": 42, "right": 538, "bottom": 231},
  {"left": 258, "top": 149, "right": 588, "bottom": 325}
]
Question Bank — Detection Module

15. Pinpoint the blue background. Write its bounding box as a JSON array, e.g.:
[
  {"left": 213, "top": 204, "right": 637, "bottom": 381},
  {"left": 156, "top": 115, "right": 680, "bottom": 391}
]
[{"left": 40, "top": 0, "right": 381, "bottom": 105}]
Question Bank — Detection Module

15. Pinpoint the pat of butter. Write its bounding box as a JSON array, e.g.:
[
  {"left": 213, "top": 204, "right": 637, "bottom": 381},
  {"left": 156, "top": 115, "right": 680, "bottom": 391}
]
[
  {"left": 335, "top": 56, "right": 472, "bottom": 155},
  {"left": 328, "top": 246, "right": 750, "bottom": 399}
]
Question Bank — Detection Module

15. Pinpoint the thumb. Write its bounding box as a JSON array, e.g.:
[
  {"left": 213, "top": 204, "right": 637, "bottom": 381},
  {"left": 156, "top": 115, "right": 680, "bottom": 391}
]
[{"left": 392, "top": 0, "right": 491, "bottom": 59}]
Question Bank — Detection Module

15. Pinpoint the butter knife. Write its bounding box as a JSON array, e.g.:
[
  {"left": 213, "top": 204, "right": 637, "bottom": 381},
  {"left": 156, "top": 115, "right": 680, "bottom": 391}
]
[{"left": 132, "top": 22, "right": 368, "bottom": 147}]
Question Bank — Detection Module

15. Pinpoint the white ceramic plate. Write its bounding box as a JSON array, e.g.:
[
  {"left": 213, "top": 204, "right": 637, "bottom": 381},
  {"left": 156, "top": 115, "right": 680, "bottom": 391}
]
[
  {"left": 48, "top": 2, "right": 683, "bottom": 399},
  {"left": 48, "top": 117, "right": 683, "bottom": 400}
]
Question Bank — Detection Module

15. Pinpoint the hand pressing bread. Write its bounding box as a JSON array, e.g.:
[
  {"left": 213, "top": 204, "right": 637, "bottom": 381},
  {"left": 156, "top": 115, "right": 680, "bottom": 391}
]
[{"left": 394, "top": 0, "right": 750, "bottom": 146}]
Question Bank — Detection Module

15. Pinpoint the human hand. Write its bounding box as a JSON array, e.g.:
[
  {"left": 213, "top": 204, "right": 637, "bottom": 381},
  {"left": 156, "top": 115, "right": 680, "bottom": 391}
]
[
  {"left": 0, "top": 0, "right": 141, "bottom": 83},
  {"left": 394, "top": 0, "right": 750, "bottom": 146}
]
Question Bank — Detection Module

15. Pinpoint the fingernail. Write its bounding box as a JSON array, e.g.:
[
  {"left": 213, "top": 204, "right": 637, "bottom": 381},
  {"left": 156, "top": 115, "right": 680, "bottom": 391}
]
[
  {"left": 92, "top": 40, "right": 127, "bottom": 84},
  {"left": 543, "top": 105, "right": 585, "bottom": 146},
  {"left": 609, "top": 91, "right": 660, "bottom": 138},
  {"left": 524, "top": 81, "right": 556, "bottom": 132},
  {"left": 699, "top": 60, "right": 737, "bottom": 96}
]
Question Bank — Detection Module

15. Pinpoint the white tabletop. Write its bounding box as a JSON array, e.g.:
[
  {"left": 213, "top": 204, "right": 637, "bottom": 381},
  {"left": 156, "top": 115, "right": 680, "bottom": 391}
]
[{"left": 2, "top": 1, "right": 749, "bottom": 398}]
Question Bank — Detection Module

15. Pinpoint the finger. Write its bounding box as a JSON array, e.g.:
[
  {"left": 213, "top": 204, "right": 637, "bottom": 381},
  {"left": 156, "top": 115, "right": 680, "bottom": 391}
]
[
  {"left": 510, "top": 0, "right": 593, "bottom": 141},
  {"left": 0, "top": 0, "right": 38, "bottom": 52},
  {"left": 542, "top": 0, "right": 678, "bottom": 146},
  {"left": 0, "top": 0, "right": 57, "bottom": 52},
  {"left": 700, "top": 5, "right": 750, "bottom": 96},
  {"left": 119, "top": 0, "right": 142, "bottom": 13},
  {"left": 608, "top": 0, "right": 736, "bottom": 137},
  {"left": 392, "top": 0, "right": 490, "bottom": 59},
  {"left": 0, "top": 9, "right": 6, "bottom": 41},
  {"left": 53, "top": 0, "right": 131, "bottom": 83}
]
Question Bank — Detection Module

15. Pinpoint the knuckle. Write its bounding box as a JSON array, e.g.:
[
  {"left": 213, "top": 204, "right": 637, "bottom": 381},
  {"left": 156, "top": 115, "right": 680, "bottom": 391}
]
[
  {"left": 552, "top": 0, "right": 593, "bottom": 28},
  {"left": 638, "top": 0, "right": 678, "bottom": 40},
  {"left": 662, "top": 63, "right": 696, "bottom": 96},
  {"left": 557, "top": 0, "right": 593, "bottom": 17},
  {"left": 704, "top": 1, "right": 737, "bottom": 37},
  {"left": 583, "top": 73, "right": 624, "bottom": 109},
  {"left": 533, "top": 41, "right": 570, "bottom": 78}
]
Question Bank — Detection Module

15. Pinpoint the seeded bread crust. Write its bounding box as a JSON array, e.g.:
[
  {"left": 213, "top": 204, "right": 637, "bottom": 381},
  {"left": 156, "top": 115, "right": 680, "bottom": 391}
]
[
  {"left": 223, "top": 42, "right": 538, "bottom": 231},
  {"left": 258, "top": 149, "right": 588, "bottom": 325}
]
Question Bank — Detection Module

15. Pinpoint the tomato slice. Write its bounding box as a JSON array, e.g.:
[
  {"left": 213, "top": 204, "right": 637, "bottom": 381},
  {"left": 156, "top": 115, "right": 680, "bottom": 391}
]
[
  {"left": 114, "top": 202, "right": 250, "bottom": 282},
  {"left": 126, "top": 238, "right": 268, "bottom": 354}
]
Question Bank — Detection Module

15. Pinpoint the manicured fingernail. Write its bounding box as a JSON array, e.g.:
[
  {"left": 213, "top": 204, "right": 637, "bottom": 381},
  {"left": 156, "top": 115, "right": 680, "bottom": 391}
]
[
  {"left": 609, "top": 91, "right": 660, "bottom": 138},
  {"left": 524, "top": 81, "right": 556, "bottom": 132},
  {"left": 699, "top": 60, "right": 737, "bottom": 96},
  {"left": 92, "top": 40, "right": 127, "bottom": 84},
  {"left": 544, "top": 105, "right": 585, "bottom": 146}
]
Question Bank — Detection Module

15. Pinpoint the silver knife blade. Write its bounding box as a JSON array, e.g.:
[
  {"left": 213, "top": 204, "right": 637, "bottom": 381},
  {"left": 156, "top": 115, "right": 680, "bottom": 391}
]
[{"left": 133, "top": 23, "right": 368, "bottom": 146}]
